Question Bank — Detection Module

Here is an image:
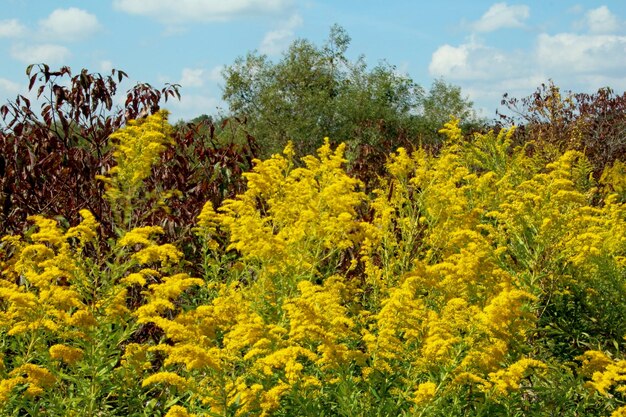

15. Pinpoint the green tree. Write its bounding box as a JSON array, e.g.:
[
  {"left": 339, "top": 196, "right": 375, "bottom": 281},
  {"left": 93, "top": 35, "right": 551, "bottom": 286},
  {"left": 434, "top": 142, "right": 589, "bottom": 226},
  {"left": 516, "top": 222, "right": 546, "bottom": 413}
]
[
  {"left": 419, "top": 78, "right": 479, "bottom": 135},
  {"left": 223, "top": 25, "right": 424, "bottom": 157}
]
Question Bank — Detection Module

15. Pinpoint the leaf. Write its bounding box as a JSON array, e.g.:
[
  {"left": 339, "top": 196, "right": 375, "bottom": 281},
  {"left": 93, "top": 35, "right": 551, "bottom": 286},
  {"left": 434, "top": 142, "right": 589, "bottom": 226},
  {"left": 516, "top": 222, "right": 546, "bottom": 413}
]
[{"left": 28, "top": 74, "right": 37, "bottom": 91}]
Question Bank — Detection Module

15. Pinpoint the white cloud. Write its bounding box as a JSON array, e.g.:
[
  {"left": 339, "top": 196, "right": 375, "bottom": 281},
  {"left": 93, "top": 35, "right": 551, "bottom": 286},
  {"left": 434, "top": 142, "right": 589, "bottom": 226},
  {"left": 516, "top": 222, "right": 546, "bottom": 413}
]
[
  {"left": 537, "top": 33, "right": 626, "bottom": 75},
  {"left": 10, "top": 43, "right": 71, "bottom": 64},
  {"left": 0, "top": 19, "right": 26, "bottom": 38},
  {"left": 0, "top": 78, "right": 21, "bottom": 96},
  {"left": 584, "top": 6, "right": 620, "bottom": 34},
  {"left": 39, "top": 8, "right": 101, "bottom": 41},
  {"left": 429, "top": 39, "right": 524, "bottom": 81},
  {"left": 429, "top": 44, "right": 469, "bottom": 77},
  {"left": 208, "top": 65, "right": 224, "bottom": 82},
  {"left": 179, "top": 68, "right": 206, "bottom": 88},
  {"left": 429, "top": 38, "right": 626, "bottom": 119},
  {"left": 259, "top": 14, "right": 303, "bottom": 55},
  {"left": 471, "top": 2, "right": 530, "bottom": 32},
  {"left": 113, "top": 0, "right": 292, "bottom": 24},
  {"left": 98, "top": 60, "right": 114, "bottom": 73},
  {"left": 169, "top": 94, "right": 222, "bottom": 121}
]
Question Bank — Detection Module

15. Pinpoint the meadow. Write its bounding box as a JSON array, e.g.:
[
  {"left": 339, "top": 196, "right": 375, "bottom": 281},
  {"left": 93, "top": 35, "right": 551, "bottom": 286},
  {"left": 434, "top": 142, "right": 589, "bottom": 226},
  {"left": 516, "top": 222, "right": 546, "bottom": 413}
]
[{"left": 0, "top": 103, "right": 624, "bottom": 416}]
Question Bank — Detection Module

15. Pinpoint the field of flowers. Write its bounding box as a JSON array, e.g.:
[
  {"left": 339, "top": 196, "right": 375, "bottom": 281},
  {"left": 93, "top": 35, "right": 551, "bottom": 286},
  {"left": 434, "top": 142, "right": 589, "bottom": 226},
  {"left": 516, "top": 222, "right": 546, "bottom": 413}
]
[{"left": 0, "top": 111, "right": 624, "bottom": 416}]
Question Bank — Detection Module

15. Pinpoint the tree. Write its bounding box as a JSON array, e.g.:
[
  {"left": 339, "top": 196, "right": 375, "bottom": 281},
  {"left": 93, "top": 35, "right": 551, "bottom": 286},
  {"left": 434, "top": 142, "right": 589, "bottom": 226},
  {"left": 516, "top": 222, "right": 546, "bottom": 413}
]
[
  {"left": 419, "top": 78, "right": 478, "bottom": 135},
  {"left": 222, "top": 25, "right": 425, "bottom": 158}
]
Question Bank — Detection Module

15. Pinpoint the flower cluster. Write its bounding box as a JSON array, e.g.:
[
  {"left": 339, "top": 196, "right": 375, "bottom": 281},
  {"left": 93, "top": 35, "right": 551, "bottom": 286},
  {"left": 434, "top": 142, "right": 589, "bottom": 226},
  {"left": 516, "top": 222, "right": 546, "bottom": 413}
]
[{"left": 1, "top": 114, "right": 624, "bottom": 416}]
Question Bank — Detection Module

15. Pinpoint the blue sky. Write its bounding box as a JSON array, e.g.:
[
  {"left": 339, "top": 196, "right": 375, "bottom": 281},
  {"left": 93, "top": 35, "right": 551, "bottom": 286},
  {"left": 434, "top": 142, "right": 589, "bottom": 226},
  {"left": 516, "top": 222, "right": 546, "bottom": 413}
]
[{"left": 1, "top": 1, "right": 625, "bottom": 122}]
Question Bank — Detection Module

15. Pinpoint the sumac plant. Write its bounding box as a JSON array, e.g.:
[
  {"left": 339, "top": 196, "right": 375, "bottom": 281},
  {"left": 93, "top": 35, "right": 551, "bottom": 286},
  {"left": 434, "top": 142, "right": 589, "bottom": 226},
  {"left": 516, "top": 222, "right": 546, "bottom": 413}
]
[
  {"left": 0, "top": 65, "right": 257, "bottom": 263},
  {"left": 498, "top": 81, "right": 626, "bottom": 175},
  {"left": 0, "top": 64, "right": 180, "bottom": 236}
]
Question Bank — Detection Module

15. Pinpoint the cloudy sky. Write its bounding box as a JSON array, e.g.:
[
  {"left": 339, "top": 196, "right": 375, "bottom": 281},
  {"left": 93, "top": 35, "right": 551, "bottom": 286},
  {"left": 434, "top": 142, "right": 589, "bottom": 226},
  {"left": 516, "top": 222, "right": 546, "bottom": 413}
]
[{"left": 1, "top": 1, "right": 625, "bottom": 121}]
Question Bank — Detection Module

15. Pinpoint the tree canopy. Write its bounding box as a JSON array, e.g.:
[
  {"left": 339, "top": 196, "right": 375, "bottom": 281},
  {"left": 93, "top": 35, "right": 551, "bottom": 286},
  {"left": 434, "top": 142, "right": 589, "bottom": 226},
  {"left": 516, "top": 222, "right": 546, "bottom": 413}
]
[{"left": 223, "top": 25, "right": 476, "bottom": 157}]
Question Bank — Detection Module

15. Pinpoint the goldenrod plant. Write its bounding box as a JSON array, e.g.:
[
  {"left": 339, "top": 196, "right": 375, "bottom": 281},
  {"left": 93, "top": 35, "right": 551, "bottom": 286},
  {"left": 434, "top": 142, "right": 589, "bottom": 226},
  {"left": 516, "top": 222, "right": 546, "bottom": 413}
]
[{"left": 0, "top": 114, "right": 624, "bottom": 416}]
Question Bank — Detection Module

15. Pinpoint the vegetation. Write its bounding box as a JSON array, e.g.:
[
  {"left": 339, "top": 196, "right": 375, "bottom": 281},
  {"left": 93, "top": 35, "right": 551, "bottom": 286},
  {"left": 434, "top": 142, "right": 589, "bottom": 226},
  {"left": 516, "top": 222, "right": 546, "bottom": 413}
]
[
  {"left": 0, "top": 27, "right": 624, "bottom": 417},
  {"left": 223, "top": 25, "right": 477, "bottom": 159}
]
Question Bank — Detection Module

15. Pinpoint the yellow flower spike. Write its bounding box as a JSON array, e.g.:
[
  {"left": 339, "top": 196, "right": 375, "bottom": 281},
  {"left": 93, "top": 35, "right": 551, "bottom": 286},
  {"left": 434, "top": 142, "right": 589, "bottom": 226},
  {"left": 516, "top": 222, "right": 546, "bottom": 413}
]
[
  {"left": 142, "top": 372, "right": 190, "bottom": 391},
  {"left": 413, "top": 381, "right": 437, "bottom": 406},
  {"left": 9, "top": 364, "right": 56, "bottom": 397},
  {"left": 216, "top": 139, "right": 366, "bottom": 277},
  {"left": 100, "top": 110, "right": 173, "bottom": 200},
  {"left": 438, "top": 115, "right": 463, "bottom": 143},
  {"left": 586, "top": 358, "right": 626, "bottom": 396},
  {"left": 283, "top": 140, "right": 295, "bottom": 159},
  {"left": 27, "top": 215, "right": 65, "bottom": 247},
  {"left": 577, "top": 350, "right": 612, "bottom": 377},
  {"left": 64, "top": 209, "right": 100, "bottom": 243},
  {"left": 0, "top": 376, "right": 27, "bottom": 402},
  {"left": 164, "top": 405, "right": 197, "bottom": 417},
  {"left": 386, "top": 147, "right": 415, "bottom": 179},
  {"left": 118, "top": 226, "right": 165, "bottom": 247},
  {"left": 195, "top": 201, "right": 219, "bottom": 236},
  {"left": 487, "top": 359, "right": 547, "bottom": 397},
  {"left": 49, "top": 344, "right": 84, "bottom": 365},
  {"left": 259, "top": 381, "right": 291, "bottom": 417}
]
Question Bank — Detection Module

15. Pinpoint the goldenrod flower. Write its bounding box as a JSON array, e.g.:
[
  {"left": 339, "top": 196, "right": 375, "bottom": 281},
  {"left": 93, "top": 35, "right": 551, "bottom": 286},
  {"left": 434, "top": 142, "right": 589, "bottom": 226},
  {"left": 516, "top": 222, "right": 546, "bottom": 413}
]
[
  {"left": 142, "top": 372, "right": 190, "bottom": 391},
  {"left": 413, "top": 381, "right": 437, "bottom": 406},
  {"left": 164, "top": 405, "right": 196, "bottom": 417},
  {"left": 49, "top": 344, "right": 84, "bottom": 365},
  {"left": 9, "top": 364, "right": 55, "bottom": 397}
]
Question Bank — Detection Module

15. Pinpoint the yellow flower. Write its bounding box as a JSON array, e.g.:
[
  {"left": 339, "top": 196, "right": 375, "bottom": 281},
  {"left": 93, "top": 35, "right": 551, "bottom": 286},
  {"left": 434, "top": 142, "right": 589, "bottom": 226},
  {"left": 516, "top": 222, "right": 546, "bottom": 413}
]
[
  {"left": 413, "top": 381, "right": 437, "bottom": 406},
  {"left": 488, "top": 359, "right": 546, "bottom": 396},
  {"left": 587, "top": 359, "right": 626, "bottom": 396},
  {"left": 260, "top": 381, "right": 290, "bottom": 417},
  {"left": 577, "top": 350, "right": 612, "bottom": 377},
  {"left": 142, "top": 372, "right": 190, "bottom": 391},
  {"left": 164, "top": 406, "right": 196, "bottom": 417},
  {"left": 0, "top": 376, "right": 26, "bottom": 402},
  {"left": 217, "top": 139, "right": 366, "bottom": 276},
  {"left": 49, "top": 344, "right": 84, "bottom": 365},
  {"left": 162, "top": 344, "right": 220, "bottom": 371},
  {"left": 67, "top": 309, "right": 97, "bottom": 327},
  {"left": 9, "top": 364, "right": 55, "bottom": 397},
  {"left": 64, "top": 209, "right": 100, "bottom": 243},
  {"left": 99, "top": 110, "right": 173, "bottom": 205},
  {"left": 163, "top": 406, "right": 194, "bottom": 417},
  {"left": 438, "top": 115, "right": 463, "bottom": 143},
  {"left": 119, "top": 226, "right": 165, "bottom": 247}
]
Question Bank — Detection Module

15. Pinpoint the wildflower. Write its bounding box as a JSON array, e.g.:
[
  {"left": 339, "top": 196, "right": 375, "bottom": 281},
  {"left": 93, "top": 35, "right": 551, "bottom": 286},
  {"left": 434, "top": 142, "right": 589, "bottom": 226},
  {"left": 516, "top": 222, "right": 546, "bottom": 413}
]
[
  {"left": 488, "top": 359, "right": 546, "bottom": 396},
  {"left": 438, "top": 116, "right": 463, "bottom": 143},
  {"left": 164, "top": 405, "right": 196, "bottom": 417},
  {"left": 142, "top": 372, "right": 190, "bottom": 391},
  {"left": 98, "top": 110, "right": 173, "bottom": 205},
  {"left": 577, "top": 350, "right": 612, "bottom": 377},
  {"left": 49, "top": 344, "right": 84, "bottom": 365},
  {"left": 413, "top": 381, "right": 437, "bottom": 406},
  {"left": 119, "top": 226, "right": 165, "bottom": 247},
  {"left": 9, "top": 364, "right": 56, "bottom": 397},
  {"left": 0, "top": 377, "right": 26, "bottom": 402},
  {"left": 586, "top": 359, "right": 626, "bottom": 396},
  {"left": 260, "top": 381, "right": 290, "bottom": 417},
  {"left": 64, "top": 209, "right": 99, "bottom": 243}
]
